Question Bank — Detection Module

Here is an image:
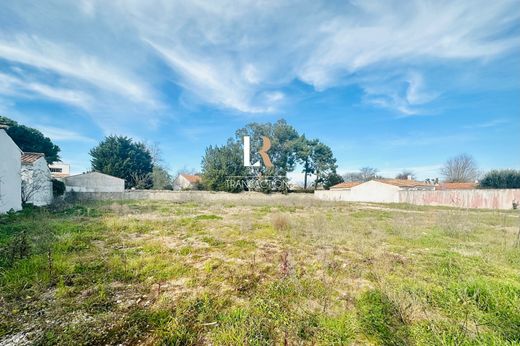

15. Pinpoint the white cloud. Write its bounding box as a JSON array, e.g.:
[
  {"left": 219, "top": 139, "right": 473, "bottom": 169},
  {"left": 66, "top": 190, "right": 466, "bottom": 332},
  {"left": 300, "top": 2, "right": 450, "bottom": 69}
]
[
  {"left": 0, "top": 0, "right": 518, "bottom": 116},
  {"left": 0, "top": 35, "right": 153, "bottom": 104},
  {"left": 35, "top": 125, "right": 96, "bottom": 143},
  {"left": 362, "top": 71, "right": 439, "bottom": 115},
  {"left": 0, "top": 72, "right": 91, "bottom": 109}
]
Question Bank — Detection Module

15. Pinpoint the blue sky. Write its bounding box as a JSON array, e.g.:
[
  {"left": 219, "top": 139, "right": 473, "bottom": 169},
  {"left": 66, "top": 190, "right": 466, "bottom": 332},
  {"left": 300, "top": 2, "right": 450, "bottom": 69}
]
[{"left": 1, "top": 0, "right": 519, "bottom": 182}]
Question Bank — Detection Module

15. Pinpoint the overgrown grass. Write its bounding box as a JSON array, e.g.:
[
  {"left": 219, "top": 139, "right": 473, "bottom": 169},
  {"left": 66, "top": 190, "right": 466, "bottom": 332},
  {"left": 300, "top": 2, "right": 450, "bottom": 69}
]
[{"left": 0, "top": 200, "right": 519, "bottom": 345}]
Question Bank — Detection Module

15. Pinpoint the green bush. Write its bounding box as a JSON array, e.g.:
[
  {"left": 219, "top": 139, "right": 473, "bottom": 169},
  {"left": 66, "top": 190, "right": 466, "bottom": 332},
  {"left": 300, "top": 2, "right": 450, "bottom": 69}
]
[
  {"left": 479, "top": 169, "right": 520, "bottom": 189},
  {"left": 52, "top": 179, "right": 66, "bottom": 197}
]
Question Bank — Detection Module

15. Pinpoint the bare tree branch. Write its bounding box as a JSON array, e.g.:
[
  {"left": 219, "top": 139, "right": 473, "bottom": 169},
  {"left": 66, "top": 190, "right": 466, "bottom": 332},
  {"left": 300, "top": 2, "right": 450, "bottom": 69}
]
[{"left": 441, "top": 154, "right": 478, "bottom": 182}]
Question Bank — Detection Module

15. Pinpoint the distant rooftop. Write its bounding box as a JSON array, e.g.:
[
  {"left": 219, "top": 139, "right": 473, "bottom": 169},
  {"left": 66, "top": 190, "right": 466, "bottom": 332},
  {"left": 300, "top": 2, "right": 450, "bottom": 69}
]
[
  {"left": 181, "top": 174, "right": 202, "bottom": 184},
  {"left": 331, "top": 179, "right": 430, "bottom": 189},
  {"left": 437, "top": 182, "right": 477, "bottom": 190}
]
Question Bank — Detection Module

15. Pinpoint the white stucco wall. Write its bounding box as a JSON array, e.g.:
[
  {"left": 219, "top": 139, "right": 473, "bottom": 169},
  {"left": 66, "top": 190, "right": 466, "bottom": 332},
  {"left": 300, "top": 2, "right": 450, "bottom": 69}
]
[
  {"left": 350, "top": 180, "right": 401, "bottom": 203},
  {"left": 173, "top": 175, "right": 195, "bottom": 190},
  {"left": 315, "top": 180, "right": 401, "bottom": 203},
  {"left": 63, "top": 172, "right": 124, "bottom": 192},
  {"left": 0, "top": 129, "right": 22, "bottom": 213},
  {"left": 21, "top": 157, "right": 53, "bottom": 206}
]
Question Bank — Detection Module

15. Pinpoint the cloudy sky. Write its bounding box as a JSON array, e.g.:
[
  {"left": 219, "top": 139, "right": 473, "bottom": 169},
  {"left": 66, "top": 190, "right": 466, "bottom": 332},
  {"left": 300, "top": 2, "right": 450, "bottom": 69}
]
[{"left": 1, "top": 0, "right": 519, "bottom": 181}]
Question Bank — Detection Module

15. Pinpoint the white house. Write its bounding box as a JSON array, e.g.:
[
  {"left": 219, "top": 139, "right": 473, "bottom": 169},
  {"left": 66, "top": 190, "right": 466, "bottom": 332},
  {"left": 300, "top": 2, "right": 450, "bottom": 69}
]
[
  {"left": 0, "top": 127, "right": 22, "bottom": 213},
  {"left": 318, "top": 179, "right": 434, "bottom": 203},
  {"left": 48, "top": 162, "right": 71, "bottom": 179},
  {"left": 63, "top": 172, "right": 124, "bottom": 192},
  {"left": 21, "top": 153, "right": 53, "bottom": 206},
  {"left": 173, "top": 174, "right": 202, "bottom": 191}
]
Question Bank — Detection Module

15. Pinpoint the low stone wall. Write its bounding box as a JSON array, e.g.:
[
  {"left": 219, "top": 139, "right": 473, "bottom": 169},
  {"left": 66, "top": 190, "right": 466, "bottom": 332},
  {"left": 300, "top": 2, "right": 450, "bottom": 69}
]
[
  {"left": 399, "top": 189, "right": 520, "bottom": 210},
  {"left": 65, "top": 189, "right": 520, "bottom": 210},
  {"left": 66, "top": 190, "right": 315, "bottom": 205},
  {"left": 314, "top": 189, "right": 353, "bottom": 202}
]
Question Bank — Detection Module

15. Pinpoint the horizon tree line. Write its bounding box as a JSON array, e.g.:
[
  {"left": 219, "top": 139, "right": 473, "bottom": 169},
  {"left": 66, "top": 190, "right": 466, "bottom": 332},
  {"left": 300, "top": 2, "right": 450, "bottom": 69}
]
[{"left": 2, "top": 116, "right": 519, "bottom": 191}]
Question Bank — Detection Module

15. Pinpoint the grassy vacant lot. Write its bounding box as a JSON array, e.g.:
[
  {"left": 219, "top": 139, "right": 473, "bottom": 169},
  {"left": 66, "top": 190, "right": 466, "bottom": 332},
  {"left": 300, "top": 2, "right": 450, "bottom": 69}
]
[{"left": 0, "top": 199, "right": 519, "bottom": 345}]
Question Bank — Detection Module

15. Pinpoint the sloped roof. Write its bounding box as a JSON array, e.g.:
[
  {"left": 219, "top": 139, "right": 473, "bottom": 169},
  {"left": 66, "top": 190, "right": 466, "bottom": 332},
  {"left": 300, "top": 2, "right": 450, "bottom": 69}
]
[
  {"left": 330, "top": 181, "right": 363, "bottom": 189},
  {"left": 331, "top": 179, "right": 430, "bottom": 189},
  {"left": 437, "top": 182, "right": 476, "bottom": 190},
  {"left": 63, "top": 171, "right": 124, "bottom": 181},
  {"left": 181, "top": 174, "right": 202, "bottom": 184},
  {"left": 21, "top": 152, "right": 45, "bottom": 165},
  {"left": 375, "top": 179, "right": 431, "bottom": 188}
]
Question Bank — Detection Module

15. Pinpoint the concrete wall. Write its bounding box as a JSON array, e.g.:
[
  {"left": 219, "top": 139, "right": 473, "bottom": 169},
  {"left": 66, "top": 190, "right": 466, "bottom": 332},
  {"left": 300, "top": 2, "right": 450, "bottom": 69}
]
[
  {"left": 316, "top": 186, "right": 520, "bottom": 210},
  {"left": 64, "top": 172, "right": 124, "bottom": 193},
  {"left": 350, "top": 180, "right": 400, "bottom": 203},
  {"left": 0, "top": 130, "right": 22, "bottom": 213},
  {"left": 399, "top": 189, "right": 520, "bottom": 210},
  {"left": 314, "top": 189, "right": 353, "bottom": 202},
  {"left": 317, "top": 181, "right": 400, "bottom": 203},
  {"left": 66, "top": 190, "right": 315, "bottom": 205},
  {"left": 21, "top": 157, "right": 53, "bottom": 206}
]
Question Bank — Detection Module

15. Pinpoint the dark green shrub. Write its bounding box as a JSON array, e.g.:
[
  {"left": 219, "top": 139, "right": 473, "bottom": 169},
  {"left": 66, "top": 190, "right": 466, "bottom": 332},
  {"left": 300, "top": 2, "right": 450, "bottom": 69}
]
[
  {"left": 52, "top": 179, "right": 66, "bottom": 197},
  {"left": 479, "top": 169, "right": 520, "bottom": 189}
]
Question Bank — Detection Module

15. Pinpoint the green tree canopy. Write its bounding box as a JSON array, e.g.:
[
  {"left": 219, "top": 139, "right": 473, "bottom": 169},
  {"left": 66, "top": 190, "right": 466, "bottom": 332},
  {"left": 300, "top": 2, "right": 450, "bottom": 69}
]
[
  {"left": 235, "top": 119, "right": 301, "bottom": 177},
  {"left": 296, "top": 138, "right": 339, "bottom": 190},
  {"left": 294, "top": 135, "right": 315, "bottom": 189},
  {"left": 0, "top": 116, "right": 60, "bottom": 163},
  {"left": 479, "top": 169, "right": 520, "bottom": 189},
  {"left": 90, "top": 135, "right": 153, "bottom": 189},
  {"left": 152, "top": 166, "right": 173, "bottom": 190},
  {"left": 310, "top": 140, "right": 338, "bottom": 190},
  {"left": 201, "top": 119, "right": 340, "bottom": 192},
  {"left": 201, "top": 140, "right": 247, "bottom": 192}
]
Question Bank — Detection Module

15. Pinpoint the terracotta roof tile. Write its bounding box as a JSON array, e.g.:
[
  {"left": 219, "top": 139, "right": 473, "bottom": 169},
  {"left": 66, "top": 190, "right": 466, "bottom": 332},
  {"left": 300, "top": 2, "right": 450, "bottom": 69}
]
[
  {"left": 330, "top": 181, "right": 363, "bottom": 189},
  {"left": 375, "top": 179, "right": 431, "bottom": 188},
  {"left": 21, "top": 152, "right": 45, "bottom": 165},
  {"left": 437, "top": 182, "right": 476, "bottom": 190},
  {"left": 181, "top": 174, "right": 202, "bottom": 184}
]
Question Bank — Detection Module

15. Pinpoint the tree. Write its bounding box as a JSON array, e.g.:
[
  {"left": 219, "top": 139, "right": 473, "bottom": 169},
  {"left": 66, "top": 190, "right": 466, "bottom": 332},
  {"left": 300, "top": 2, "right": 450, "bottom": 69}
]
[
  {"left": 145, "top": 142, "right": 173, "bottom": 190},
  {"left": 360, "top": 167, "right": 379, "bottom": 181},
  {"left": 342, "top": 172, "right": 363, "bottom": 182},
  {"left": 152, "top": 166, "right": 173, "bottom": 190},
  {"left": 90, "top": 135, "right": 153, "bottom": 189},
  {"left": 395, "top": 170, "right": 416, "bottom": 180},
  {"left": 441, "top": 154, "right": 478, "bottom": 183},
  {"left": 295, "top": 135, "right": 315, "bottom": 190},
  {"left": 479, "top": 169, "right": 520, "bottom": 189},
  {"left": 201, "top": 140, "right": 248, "bottom": 193},
  {"left": 235, "top": 119, "right": 300, "bottom": 178},
  {"left": 311, "top": 140, "right": 338, "bottom": 190},
  {"left": 0, "top": 116, "right": 60, "bottom": 163},
  {"left": 323, "top": 172, "right": 344, "bottom": 190}
]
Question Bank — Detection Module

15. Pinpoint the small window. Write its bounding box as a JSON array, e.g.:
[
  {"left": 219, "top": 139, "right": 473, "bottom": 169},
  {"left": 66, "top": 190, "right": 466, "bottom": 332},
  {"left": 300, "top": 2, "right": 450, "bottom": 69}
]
[{"left": 50, "top": 168, "right": 63, "bottom": 173}]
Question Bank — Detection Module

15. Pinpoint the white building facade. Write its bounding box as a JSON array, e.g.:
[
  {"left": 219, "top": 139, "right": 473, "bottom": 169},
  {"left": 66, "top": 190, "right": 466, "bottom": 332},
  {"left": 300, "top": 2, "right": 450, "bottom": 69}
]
[
  {"left": 49, "top": 162, "right": 71, "bottom": 179},
  {"left": 173, "top": 174, "right": 202, "bottom": 191},
  {"left": 0, "top": 128, "right": 22, "bottom": 213},
  {"left": 21, "top": 153, "right": 53, "bottom": 206},
  {"left": 317, "top": 179, "right": 434, "bottom": 203}
]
